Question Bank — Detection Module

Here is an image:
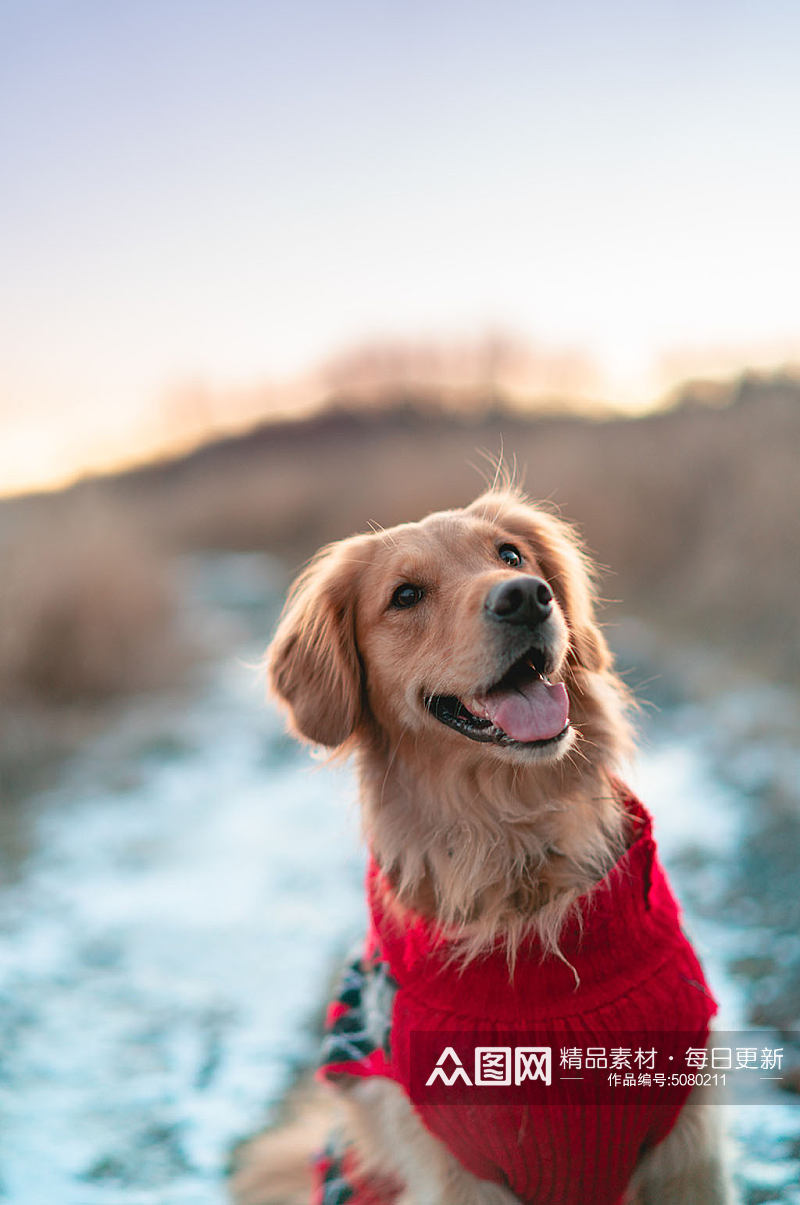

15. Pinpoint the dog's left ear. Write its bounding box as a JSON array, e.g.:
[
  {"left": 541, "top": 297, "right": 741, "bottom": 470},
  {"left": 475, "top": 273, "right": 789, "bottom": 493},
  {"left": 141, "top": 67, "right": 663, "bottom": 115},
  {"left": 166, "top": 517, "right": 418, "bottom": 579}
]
[
  {"left": 267, "top": 539, "right": 366, "bottom": 747},
  {"left": 529, "top": 510, "right": 610, "bottom": 674},
  {"left": 499, "top": 500, "right": 611, "bottom": 675}
]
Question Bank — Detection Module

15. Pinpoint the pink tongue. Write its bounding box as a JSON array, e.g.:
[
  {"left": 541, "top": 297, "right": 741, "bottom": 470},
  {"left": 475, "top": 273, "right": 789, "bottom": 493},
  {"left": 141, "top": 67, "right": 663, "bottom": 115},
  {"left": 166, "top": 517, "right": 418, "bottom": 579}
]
[{"left": 474, "top": 680, "right": 569, "bottom": 743}]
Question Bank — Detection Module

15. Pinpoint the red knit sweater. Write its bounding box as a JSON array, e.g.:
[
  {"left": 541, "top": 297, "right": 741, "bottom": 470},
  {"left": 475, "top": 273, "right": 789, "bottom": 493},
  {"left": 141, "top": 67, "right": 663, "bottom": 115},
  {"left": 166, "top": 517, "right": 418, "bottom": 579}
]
[{"left": 315, "top": 788, "right": 717, "bottom": 1205}]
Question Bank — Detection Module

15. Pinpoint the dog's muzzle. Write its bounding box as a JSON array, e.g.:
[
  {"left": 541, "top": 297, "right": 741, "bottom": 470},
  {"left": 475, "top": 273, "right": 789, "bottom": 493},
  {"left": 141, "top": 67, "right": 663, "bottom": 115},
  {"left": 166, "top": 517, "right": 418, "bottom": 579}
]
[{"left": 424, "top": 576, "right": 570, "bottom": 749}]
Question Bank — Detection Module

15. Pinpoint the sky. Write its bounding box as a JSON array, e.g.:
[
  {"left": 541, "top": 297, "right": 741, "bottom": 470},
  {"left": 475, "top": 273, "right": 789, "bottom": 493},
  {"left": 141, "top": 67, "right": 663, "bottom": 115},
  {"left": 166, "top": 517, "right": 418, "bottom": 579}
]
[{"left": 2, "top": 0, "right": 800, "bottom": 493}]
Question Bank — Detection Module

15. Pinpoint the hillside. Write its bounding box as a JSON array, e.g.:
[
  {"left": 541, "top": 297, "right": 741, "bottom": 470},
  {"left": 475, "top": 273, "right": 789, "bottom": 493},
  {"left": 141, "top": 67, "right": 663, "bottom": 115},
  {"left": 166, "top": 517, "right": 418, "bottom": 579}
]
[{"left": 2, "top": 371, "right": 798, "bottom": 693}]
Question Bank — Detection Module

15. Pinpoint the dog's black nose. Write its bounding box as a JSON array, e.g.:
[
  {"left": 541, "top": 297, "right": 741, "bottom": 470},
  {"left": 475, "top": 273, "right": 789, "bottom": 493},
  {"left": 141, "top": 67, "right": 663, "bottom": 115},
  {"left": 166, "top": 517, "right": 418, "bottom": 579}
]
[{"left": 485, "top": 576, "right": 553, "bottom": 627}]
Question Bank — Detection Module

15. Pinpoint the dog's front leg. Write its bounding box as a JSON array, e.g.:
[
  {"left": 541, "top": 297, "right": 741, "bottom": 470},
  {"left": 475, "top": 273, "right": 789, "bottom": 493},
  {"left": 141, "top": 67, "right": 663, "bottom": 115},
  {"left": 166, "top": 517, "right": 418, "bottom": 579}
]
[
  {"left": 627, "top": 1083, "right": 737, "bottom": 1204},
  {"left": 343, "top": 1078, "right": 521, "bottom": 1205}
]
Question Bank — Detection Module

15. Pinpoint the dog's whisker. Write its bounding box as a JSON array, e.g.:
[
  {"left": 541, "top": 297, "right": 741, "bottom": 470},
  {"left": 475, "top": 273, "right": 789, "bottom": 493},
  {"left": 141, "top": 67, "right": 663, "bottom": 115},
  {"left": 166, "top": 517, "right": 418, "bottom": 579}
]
[
  {"left": 366, "top": 519, "right": 399, "bottom": 549},
  {"left": 261, "top": 487, "right": 723, "bottom": 1203},
  {"left": 378, "top": 731, "right": 408, "bottom": 812}
]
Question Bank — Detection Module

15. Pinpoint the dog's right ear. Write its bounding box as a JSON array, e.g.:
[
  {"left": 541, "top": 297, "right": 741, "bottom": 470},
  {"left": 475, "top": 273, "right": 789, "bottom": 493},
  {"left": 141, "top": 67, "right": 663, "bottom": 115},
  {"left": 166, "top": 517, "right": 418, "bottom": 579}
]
[{"left": 267, "top": 539, "right": 366, "bottom": 748}]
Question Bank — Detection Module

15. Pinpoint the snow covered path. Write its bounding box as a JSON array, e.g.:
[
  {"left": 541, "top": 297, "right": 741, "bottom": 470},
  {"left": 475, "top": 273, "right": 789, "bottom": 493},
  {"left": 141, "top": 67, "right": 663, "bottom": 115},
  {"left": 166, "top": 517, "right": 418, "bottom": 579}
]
[{"left": 0, "top": 555, "right": 797, "bottom": 1203}]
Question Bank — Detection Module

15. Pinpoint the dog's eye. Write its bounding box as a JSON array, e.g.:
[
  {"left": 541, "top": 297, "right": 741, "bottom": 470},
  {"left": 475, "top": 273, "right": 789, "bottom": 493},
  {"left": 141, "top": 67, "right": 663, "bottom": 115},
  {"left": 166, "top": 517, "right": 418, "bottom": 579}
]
[
  {"left": 390, "top": 584, "right": 424, "bottom": 609},
  {"left": 498, "top": 544, "right": 523, "bottom": 568}
]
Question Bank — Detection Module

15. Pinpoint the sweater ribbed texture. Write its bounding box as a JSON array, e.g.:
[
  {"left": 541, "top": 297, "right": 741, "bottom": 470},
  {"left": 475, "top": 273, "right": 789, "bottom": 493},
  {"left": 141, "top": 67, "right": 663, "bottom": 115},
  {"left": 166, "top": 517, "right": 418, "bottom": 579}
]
[{"left": 315, "top": 786, "right": 717, "bottom": 1205}]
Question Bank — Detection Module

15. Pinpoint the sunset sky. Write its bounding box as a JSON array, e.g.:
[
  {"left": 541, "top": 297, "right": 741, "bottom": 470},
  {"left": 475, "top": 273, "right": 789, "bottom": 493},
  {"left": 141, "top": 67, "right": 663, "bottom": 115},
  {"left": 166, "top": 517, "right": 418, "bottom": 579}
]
[{"left": 2, "top": 0, "right": 800, "bottom": 494}]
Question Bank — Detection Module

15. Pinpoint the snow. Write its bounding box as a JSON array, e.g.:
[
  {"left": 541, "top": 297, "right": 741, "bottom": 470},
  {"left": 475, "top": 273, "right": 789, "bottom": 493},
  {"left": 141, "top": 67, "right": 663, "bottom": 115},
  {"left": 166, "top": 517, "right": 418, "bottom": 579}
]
[
  {"left": 0, "top": 556, "right": 797, "bottom": 1201},
  {"left": 0, "top": 557, "right": 366, "bottom": 1203}
]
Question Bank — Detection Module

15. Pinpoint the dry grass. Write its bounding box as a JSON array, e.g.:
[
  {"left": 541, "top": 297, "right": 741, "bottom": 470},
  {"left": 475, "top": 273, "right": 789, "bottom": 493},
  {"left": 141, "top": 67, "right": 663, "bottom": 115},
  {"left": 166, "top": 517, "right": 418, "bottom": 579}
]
[
  {"left": 0, "top": 499, "right": 182, "bottom": 703},
  {"left": 155, "top": 374, "right": 797, "bottom": 682},
  {"left": 2, "top": 370, "right": 797, "bottom": 722}
]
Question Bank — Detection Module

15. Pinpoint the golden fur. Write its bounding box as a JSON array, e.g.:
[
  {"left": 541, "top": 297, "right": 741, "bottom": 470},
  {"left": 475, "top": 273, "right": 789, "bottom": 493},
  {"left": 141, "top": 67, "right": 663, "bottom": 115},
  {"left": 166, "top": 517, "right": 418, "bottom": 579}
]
[
  {"left": 231, "top": 488, "right": 734, "bottom": 1205},
  {"left": 269, "top": 488, "right": 633, "bottom": 964}
]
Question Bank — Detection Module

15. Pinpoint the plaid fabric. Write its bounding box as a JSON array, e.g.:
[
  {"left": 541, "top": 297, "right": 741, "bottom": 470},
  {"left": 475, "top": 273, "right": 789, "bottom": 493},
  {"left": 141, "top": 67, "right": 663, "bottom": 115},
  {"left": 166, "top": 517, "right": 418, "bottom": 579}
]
[
  {"left": 312, "top": 951, "right": 402, "bottom": 1204},
  {"left": 321, "top": 946, "right": 397, "bottom": 1072},
  {"left": 312, "top": 1130, "right": 402, "bottom": 1205},
  {"left": 313, "top": 1132, "right": 355, "bottom": 1205},
  {"left": 314, "top": 787, "right": 718, "bottom": 1205}
]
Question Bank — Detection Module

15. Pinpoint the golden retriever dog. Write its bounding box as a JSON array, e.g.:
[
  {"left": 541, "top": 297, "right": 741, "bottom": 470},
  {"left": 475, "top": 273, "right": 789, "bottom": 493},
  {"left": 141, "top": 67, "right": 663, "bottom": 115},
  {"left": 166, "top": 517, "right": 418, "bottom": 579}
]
[{"left": 232, "top": 488, "right": 734, "bottom": 1205}]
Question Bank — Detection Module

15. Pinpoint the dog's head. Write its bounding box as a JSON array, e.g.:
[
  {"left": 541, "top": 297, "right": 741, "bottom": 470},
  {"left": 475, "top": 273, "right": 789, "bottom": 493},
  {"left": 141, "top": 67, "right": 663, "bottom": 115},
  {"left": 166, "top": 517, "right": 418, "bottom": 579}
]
[{"left": 268, "top": 490, "right": 614, "bottom": 765}]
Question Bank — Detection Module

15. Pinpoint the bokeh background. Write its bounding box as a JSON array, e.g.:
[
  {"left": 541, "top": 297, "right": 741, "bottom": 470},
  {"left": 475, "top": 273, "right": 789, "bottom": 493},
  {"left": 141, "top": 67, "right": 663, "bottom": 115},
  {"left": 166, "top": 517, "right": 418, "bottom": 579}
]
[{"left": 1, "top": 2, "right": 799, "bottom": 1202}]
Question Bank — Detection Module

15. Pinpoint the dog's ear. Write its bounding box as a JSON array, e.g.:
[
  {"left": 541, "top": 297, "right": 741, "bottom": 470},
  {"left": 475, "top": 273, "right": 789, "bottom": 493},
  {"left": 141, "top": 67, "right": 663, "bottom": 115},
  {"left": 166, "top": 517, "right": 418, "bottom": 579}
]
[
  {"left": 489, "top": 496, "right": 611, "bottom": 675},
  {"left": 527, "top": 510, "right": 610, "bottom": 674},
  {"left": 268, "top": 539, "right": 366, "bottom": 747}
]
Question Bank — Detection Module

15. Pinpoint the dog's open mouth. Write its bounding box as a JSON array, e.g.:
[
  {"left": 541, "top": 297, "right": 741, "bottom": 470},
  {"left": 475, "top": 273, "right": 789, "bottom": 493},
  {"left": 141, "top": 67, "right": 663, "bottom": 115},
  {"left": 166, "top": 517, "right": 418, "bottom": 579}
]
[{"left": 425, "top": 647, "right": 571, "bottom": 747}]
